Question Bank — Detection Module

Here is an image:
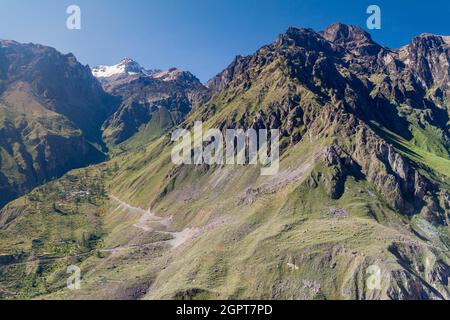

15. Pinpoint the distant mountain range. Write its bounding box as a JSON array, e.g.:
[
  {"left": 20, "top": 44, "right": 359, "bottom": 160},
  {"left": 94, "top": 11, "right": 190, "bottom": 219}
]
[
  {"left": 93, "top": 58, "right": 210, "bottom": 146},
  {"left": 0, "top": 23, "right": 449, "bottom": 300}
]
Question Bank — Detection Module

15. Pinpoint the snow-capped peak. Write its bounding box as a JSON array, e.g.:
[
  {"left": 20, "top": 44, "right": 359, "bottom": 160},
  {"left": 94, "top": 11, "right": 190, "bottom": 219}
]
[
  {"left": 91, "top": 59, "right": 191, "bottom": 83},
  {"left": 92, "top": 58, "right": 159, "bottom": 78}
]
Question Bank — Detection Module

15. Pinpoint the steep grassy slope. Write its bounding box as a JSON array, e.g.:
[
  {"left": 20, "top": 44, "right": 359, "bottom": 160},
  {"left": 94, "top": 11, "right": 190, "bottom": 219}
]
[
  {"left": 1, "top": 118, "right": 447, "bottom": 299},
  {"left": 0, "top": 165, "right": 110, "bottom": 298},
  {"left": 0, "top": 99, "right": 103, "bottom": 208}
]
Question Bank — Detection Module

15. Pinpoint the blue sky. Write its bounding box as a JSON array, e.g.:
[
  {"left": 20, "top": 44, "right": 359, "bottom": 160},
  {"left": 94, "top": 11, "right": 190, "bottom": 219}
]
[{"left": 0, "top": 0, "right": 449, "bottom": 82}]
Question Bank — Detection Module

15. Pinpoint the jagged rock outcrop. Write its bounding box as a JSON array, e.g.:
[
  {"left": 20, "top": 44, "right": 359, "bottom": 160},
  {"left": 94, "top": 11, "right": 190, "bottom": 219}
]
[{"left": 399, "top": 33, "right": 450, "bottom": 96}]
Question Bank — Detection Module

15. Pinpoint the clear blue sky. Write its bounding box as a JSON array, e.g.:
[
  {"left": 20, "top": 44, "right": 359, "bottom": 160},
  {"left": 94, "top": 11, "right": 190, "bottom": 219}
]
[{"left": 0, "top": 0, "right": 449, "bottom": 82}]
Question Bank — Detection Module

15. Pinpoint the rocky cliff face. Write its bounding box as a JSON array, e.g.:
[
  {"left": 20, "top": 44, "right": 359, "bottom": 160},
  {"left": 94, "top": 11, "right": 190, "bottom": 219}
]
[{"left": 399, "top": 33, "right": 450, "bottom": 96}]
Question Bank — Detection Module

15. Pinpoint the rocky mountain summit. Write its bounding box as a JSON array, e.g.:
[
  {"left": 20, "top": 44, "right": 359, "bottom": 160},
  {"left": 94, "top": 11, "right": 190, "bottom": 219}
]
[
  {"left": 92, "top": 57, "right": 159, "bottom": 78},
  {"left": 92, "top": 58, "right": 160, "bottom": 91}
]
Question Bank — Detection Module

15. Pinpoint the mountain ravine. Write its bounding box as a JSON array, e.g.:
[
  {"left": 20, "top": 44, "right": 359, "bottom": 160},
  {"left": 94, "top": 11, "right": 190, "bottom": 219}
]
[{"left": 0, "top": 23, "right": 449, "bottom": 300}]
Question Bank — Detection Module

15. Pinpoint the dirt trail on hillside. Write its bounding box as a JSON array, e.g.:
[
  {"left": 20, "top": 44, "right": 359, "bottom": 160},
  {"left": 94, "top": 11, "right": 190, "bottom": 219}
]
[
  {"left": 0, "top": 197, "right": 230, "bottom": 269},
  {"left": 109, "top": 196, "right": 215, "bottom": 250},
  {"left": 110, "top": 195, "right": 171, "bottom": 231}
]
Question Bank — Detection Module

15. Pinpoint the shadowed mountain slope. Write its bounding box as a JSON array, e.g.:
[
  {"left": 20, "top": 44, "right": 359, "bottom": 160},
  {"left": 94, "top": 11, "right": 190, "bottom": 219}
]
[{"left": 0, "top": 40, "right": 119, "bottom": 207}]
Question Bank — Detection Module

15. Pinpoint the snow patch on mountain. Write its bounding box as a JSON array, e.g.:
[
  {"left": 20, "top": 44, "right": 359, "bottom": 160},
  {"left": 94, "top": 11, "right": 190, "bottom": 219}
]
[
  {"left": 91, "top": 58, "right": 192, "bottom": 83},
  {"left": 92, "top": 58, "right": 160, "bottom": 78}
]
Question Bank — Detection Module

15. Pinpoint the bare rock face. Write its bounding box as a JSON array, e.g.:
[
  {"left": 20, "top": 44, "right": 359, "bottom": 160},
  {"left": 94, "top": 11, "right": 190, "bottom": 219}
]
[
  {"left": 399, "top": 34, "right": 450, "bottom": 96},
  {"left": 321, "top": 23, "right": 383, "bottom": 57},
  {"left": 388, "top": 242, "right": 450, "bottom": 300},
  {"left": 306, "top": 105, "right": 448, "bottom": 222}
]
